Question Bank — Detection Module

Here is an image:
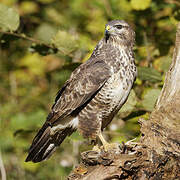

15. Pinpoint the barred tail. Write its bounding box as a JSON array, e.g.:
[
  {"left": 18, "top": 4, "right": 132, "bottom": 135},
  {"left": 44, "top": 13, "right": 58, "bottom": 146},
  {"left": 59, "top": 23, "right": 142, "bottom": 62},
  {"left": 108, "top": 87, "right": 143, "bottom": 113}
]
[{"left": 25, "top": 123, "right": 74, "bottom": 163}]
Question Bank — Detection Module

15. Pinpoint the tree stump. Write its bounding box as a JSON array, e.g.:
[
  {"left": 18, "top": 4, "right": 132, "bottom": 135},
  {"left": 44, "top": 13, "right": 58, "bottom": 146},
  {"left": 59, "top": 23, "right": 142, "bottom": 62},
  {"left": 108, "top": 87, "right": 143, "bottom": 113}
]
[{"left": 68, "top": 23, "right": 180, "bottom": 180}]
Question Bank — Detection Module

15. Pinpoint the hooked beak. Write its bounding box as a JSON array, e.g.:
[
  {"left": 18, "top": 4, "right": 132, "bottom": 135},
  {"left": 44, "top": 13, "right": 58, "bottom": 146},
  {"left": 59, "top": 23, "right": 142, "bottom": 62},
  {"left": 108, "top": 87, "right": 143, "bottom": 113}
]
[
  {"left": 105, "top": 29, "right": 110, "bottom": 36},
  {"left": 105, "top": 25, "right": 111, "bottom": 42}
]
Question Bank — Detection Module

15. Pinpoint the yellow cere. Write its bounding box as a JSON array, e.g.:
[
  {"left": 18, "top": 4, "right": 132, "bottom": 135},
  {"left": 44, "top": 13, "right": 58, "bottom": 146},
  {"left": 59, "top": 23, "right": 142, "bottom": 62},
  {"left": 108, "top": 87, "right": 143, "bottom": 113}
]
[{"left": 106, "top": 25, "right": 110, "bottom": 31}]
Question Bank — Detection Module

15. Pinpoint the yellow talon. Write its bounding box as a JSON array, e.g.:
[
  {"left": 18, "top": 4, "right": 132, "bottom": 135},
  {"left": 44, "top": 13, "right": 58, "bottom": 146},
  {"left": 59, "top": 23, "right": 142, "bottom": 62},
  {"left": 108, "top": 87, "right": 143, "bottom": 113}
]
[
  {"left": 98, "top": 132, "right": 120, "bottom": 151},
  {"left": 92, "top": 144, "right": 101, "bottom": 152}
]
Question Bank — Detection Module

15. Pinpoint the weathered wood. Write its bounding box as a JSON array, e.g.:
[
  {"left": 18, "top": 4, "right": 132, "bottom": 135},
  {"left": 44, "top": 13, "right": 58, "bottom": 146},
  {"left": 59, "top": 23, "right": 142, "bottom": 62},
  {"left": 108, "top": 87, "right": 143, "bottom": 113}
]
[
  {"left": 156, "top": 22, "right": 180, "bottom": 108},
  {"left": 140, "top": 22, "right": 180, "bottom": 156},
  {"left": 68, "top": 23, "right": 180, "bottom": 180}
]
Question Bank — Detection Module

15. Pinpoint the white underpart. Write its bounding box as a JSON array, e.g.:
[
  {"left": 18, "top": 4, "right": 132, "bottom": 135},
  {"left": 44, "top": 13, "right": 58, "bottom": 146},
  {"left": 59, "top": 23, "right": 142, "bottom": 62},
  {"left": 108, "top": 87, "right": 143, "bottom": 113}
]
[
  {"left": 69, "top": 116, "right": 79, "bottom": 129},
  {"left": 106, "top": 66, "right": 133, "bottom": 112},
  {"left": 120, "top": 49, "right": 129, "bottom": 60},
  {"left": 111, "top": 80, "right": 127, "bottom": 105},
  {"left": 51, "top": 116, "right": 79, "bottom": 135}
]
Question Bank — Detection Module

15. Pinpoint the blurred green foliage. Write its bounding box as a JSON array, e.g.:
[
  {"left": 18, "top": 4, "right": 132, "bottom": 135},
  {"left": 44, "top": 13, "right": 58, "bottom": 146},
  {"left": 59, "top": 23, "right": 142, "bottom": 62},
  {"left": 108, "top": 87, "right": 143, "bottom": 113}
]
[{"left": 0, "top": 0, "right": 179, "bottom": 179}]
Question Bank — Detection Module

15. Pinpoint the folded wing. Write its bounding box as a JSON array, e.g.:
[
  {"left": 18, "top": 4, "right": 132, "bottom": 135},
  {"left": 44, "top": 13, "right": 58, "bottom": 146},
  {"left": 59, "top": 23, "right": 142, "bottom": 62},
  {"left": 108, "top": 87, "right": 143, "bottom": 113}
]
[{"left": 25, "top": 59, "right": 111, "bottom": 162}]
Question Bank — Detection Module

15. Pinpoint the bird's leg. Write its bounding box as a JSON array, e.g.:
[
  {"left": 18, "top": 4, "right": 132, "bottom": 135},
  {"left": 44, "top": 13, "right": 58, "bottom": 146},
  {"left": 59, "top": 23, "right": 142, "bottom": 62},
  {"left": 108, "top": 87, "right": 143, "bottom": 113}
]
[
  {"left": 98, "top": 132, "right": 120, "bottom": 152},
  {"left": 98, "top": 132, "right": 109, "bottom": 149},
  {"left": 91, "top": 139, "right": 101, "bottom": 152}
]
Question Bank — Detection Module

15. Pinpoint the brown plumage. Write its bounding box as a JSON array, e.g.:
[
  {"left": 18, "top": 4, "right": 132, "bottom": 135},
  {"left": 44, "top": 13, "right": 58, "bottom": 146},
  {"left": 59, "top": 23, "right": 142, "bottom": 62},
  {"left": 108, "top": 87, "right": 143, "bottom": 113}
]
[{"left": 25, "top": 20, "right": 137, "bottom": 163}]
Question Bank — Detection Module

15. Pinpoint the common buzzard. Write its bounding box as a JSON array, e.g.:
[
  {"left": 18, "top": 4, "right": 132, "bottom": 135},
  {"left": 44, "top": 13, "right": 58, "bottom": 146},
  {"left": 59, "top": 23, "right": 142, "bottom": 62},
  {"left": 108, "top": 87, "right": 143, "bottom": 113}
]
[{"left": 26, "top": 20, "right": 137, "bottom": 163}]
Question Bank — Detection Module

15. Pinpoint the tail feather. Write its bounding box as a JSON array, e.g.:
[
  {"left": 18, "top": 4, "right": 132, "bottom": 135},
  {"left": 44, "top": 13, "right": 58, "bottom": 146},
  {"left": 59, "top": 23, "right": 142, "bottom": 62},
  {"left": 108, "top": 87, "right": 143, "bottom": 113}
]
[{"left": 25, "top": 123, "right": 75, "bottom": 163}]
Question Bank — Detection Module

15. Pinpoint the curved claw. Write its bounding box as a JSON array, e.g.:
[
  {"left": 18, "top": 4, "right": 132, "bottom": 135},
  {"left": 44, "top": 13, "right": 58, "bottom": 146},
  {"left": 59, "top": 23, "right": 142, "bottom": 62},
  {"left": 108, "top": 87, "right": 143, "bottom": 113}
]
[
  {"left": 92, "top": 144, "right": 101, "bottom": 152},
  {"left": 103, "top": 142, "right": 120, "bottom": 152},
  {"left": 98, "top": 132, "right": 120, "bottom": 152}
]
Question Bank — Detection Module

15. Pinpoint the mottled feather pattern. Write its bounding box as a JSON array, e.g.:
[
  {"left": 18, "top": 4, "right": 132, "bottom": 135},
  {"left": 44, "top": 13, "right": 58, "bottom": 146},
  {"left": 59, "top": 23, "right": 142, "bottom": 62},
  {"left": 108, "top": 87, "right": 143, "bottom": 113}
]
[
  {"left": 25, "top": 124, "right": 75, "bottom": 162},
  {"left": 26, "top": 20, "right": 137, "bottom": 162}
]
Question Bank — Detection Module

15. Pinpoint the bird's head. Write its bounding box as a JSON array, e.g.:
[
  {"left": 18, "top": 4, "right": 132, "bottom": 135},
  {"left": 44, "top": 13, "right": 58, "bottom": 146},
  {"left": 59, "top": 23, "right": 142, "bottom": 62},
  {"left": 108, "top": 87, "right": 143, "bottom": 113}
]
[{"left": 105, "top": 20, "right": 135, "bottom": 47}]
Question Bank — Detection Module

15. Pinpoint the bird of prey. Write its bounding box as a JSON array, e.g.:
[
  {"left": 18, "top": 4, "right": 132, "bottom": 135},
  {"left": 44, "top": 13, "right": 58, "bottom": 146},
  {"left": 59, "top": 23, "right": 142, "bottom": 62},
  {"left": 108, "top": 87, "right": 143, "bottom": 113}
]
[{"left": 25, "top": 20, "right": 137, "bottom": 163}]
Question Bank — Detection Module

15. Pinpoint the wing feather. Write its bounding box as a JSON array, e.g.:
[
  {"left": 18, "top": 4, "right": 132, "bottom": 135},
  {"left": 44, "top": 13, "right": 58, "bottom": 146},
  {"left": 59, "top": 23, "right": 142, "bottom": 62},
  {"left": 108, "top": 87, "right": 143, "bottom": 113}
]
[{"left": 47, "top": 60, "right": 111, "bottom": 125}]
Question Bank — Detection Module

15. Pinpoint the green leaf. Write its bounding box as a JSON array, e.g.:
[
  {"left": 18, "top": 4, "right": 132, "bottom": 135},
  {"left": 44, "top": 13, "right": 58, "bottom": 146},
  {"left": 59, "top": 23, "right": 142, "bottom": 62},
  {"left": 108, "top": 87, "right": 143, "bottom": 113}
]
[
  {"left": 131, "top": 0, "right": 151, "bottom": 10},
  {"left": 20, "top": 1, "right": 38, "bottom": 14},
  {"left": 153, "top": 55, "right": 171, "bottom": 72},
  {"left": 137, "top": 67, "right": 162, "bottom": 82},
  {"left": 51, "top": 30, "right": 79, "bottom": 55},
  {"left": 0, "top": 3, "right": 20, "bottom": 31},
  {"left": 35, "top": 23, "right": 58, "bottom": 43},
  {"left": 142, "top": 88, "right": 161, "bottom": 111},
  {"left": 18, "top": 53, "right": 46, "bottom": 76}
]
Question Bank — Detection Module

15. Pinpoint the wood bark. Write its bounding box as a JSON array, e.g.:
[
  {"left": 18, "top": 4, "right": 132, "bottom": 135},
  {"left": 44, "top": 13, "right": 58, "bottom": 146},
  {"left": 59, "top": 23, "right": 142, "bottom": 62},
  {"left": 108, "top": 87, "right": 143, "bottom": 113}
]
[{"left": 68, "top": 23, "right": 180, "bottom": 180}]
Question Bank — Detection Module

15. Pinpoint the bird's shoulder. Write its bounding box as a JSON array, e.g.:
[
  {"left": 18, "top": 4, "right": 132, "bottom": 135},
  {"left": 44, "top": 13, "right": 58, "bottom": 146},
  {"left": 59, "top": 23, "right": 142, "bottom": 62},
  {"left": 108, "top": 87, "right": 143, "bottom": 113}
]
[{"left": 47, "top": 58, "right": 112, "bottom": 125}]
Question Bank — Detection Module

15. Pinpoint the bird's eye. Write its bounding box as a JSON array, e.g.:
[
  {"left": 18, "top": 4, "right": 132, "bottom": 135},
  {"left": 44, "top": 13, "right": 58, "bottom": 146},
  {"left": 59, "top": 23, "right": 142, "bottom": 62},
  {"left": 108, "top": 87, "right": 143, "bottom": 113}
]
[{"left": 115, "top": 25, "right": 123, "bottom": 29}]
